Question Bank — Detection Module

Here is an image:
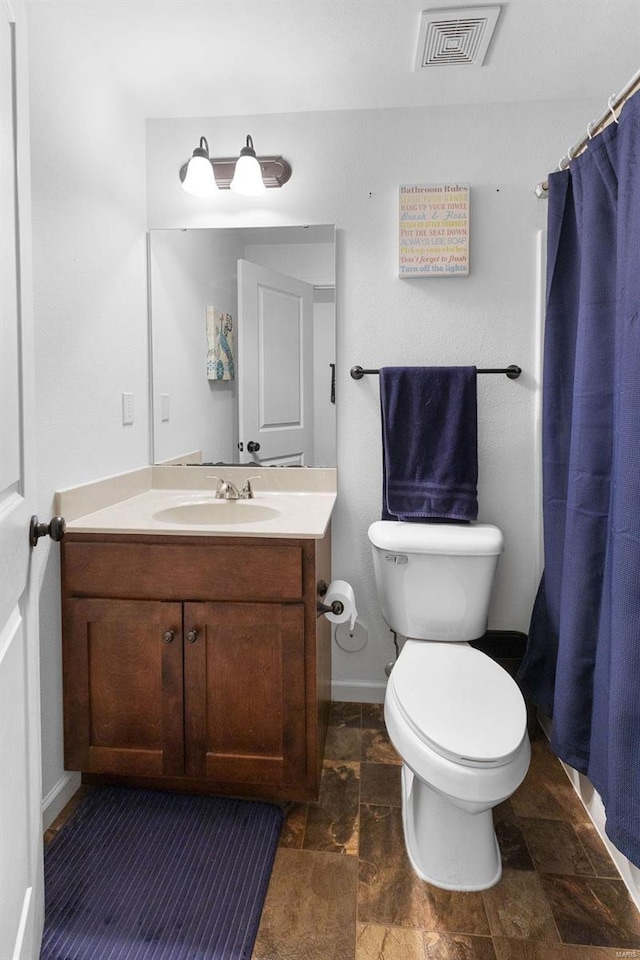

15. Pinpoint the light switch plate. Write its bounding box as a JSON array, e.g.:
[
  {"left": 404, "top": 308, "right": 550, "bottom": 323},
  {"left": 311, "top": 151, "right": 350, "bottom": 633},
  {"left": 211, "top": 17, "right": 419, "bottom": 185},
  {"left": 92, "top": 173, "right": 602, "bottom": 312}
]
[
  {"left": 122, "top": 392, "right": 134, "bottom": 425},
  {"left": 160, "top": 393, "right": 170, "bottom": 422}
]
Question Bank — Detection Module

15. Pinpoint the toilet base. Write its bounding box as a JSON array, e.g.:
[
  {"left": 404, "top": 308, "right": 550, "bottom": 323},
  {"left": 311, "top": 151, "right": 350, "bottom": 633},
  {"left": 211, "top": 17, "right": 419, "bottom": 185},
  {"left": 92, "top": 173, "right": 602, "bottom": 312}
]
[{"left": 401, "top": 765, "right": 502, "bottom": 892}]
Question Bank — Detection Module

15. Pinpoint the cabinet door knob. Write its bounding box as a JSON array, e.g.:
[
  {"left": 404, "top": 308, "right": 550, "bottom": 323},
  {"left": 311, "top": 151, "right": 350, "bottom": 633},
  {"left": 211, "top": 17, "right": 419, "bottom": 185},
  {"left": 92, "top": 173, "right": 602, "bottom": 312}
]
[
  {"left": 162, "top": 630, "right": 175, "bottom": 644},
  {"left": 186, "top": 630, "right": 198, "bottom": 644}
]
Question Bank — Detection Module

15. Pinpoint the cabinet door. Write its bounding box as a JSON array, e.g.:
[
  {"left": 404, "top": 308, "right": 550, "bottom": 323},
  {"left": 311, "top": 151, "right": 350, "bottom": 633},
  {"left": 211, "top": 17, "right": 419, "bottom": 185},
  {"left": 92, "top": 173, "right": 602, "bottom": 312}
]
[
  {"left": 184, "top": 602, "right": 306, "bottom": 785},
  {"left": 63, "top": 599, "right": 184, "bottom": 776}
]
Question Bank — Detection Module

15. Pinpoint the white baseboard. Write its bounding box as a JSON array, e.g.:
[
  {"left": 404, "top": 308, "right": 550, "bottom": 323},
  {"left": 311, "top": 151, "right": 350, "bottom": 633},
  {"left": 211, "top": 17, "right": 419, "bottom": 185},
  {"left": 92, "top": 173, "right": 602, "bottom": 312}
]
[
  {"left": 561, "top": 762, "right": 640, "bottom": 911},
  {"left": 537, "top": 713, "right": 640, "bottom": 911},
  {"left": 332, "top": 679, "right": 386, "bottom": 704},
  {"left": 42, "top": 772, "right": 82, "bottom": 831}
]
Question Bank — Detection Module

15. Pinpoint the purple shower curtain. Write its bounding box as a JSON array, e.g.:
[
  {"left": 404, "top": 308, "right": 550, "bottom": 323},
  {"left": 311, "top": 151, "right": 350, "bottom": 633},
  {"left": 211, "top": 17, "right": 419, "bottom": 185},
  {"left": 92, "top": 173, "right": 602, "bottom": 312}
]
[{"left": 518, "top": 91, "right": 640, "bottom": 867}]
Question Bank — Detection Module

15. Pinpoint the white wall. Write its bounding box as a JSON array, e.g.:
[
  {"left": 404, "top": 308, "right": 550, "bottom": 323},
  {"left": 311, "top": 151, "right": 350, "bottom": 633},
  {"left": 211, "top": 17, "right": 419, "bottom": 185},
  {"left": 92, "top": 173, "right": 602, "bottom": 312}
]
[
  {"left": 27, "top": 5, "right": 149, "bottom": 817},
  {"left": 150, "top": 229, "right": 241, "bottom": 463},
  {"left": 146, "top": 100, "right": 600, "bottom": 700}
]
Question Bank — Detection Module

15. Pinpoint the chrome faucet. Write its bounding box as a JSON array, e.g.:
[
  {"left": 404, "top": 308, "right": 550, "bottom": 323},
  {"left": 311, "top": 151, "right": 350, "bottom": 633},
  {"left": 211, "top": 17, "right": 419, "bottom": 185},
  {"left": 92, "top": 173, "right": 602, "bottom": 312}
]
[
  {"left": 207, "top": 476, "right": 261, "bottom": 500},
  {"left": 242, "top": 476, "right": 261, "bottom": 499}
]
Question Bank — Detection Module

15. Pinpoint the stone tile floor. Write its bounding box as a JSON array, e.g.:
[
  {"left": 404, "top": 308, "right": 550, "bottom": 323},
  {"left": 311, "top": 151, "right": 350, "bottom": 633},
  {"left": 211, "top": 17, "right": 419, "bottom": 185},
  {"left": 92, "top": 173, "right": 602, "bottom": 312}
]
[
  {"left": 252, "top": 702, "right": 640, "bottom": 960},
  {"left": 45, "top": 702, "right": 640, "bottom": 960}
]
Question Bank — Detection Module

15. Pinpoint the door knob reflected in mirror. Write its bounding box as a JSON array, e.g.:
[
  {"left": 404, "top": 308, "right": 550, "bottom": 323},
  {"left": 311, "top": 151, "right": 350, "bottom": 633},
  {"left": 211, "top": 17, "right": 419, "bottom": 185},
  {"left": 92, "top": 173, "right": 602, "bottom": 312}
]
[
  {"left": 247, "top": 441, "right": 260, "bottom": 453},
  {"left": 29, "top": 515, "right": 66, "bottom": 547}
]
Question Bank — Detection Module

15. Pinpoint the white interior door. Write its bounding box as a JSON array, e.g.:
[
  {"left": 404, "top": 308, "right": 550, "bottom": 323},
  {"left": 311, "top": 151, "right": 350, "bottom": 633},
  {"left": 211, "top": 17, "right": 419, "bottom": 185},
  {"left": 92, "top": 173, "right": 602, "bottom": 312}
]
[
  {"left": 237, "top": 260, "right": 314, "bottom": 465},
  {"left": 1, "top": 2, "right": 44, "bottom": 958}
]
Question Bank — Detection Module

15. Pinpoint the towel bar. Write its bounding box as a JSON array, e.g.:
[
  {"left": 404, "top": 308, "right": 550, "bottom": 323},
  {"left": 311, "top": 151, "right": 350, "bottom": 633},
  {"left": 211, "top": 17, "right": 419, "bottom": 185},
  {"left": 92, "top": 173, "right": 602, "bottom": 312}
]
[{"left": 350, "top": 364, "right": 521, "bottom": 380}]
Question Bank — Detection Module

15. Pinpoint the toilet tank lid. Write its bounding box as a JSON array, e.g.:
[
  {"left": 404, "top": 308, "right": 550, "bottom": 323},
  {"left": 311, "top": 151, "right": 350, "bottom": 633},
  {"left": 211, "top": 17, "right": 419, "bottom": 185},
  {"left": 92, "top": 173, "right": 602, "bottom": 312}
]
[{"left": 368, "top": 521, "right": 504, "bottom": 556}]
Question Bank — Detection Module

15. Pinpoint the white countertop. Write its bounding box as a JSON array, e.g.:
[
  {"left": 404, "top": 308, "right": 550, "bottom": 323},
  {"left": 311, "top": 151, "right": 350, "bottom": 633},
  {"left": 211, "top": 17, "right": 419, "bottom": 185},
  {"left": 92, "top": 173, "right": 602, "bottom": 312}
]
[{"left": 57, "top": 466, "right": 336, "bottom": 539}]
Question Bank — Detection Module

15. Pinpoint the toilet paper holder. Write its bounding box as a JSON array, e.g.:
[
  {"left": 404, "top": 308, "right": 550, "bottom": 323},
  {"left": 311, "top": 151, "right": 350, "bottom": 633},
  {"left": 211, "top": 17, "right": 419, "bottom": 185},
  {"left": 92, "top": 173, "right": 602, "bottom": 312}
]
[{"left": 316, "top": 579, "right": 344, "bottom": 618}]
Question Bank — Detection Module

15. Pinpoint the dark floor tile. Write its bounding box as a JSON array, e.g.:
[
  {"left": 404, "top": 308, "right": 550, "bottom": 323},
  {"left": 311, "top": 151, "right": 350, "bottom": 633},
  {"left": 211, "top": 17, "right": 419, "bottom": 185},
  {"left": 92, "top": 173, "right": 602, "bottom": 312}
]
[
  {"left": 358, "top": 803, "right": 438, "bottom": 929},
  {"left": 518, "top": 817, "right": 594, "bottom": 876},
  {"left": 360, "top": 762, "right": 401, "bottom": 807},
  {"left": 361, "top": 728, "right": 401, "bottom": 765},
  {"left": 494, "top": 818, "right": 535, "bottom": 872},
  {"left": 424, "top": 932, "right": 497, "bottom": 960},
  {"left": 358, "top": 804, "right": 490, "bottom": 935},
  {"left": 493, "top": 799, "right": 517, "bottom": 825},
  {"left": 330, "top": 701, "right": 362, "bottom": 728},
  {"left": 482, "top": 868, "right": 561, "bottom": 942},
  {"left": 325, "top": 724, "right": 362, "bottom": 761},
  {"left": 252, "top": 848, "right": 358, "bottom": 960},
  {"left": 304, "top": 761, "right": 360, "bottom": 855},
  {"left": 510, "top": 741, "right": 589, "bottom": 824},
  {"left": 494, "top": 658, "right": 520, "bottom": 679},
  {"left": 526, "top": 703, "right": 547, "bottom": 741},
  {"left": 361, "top": 703, "right": 385, "bottom": 730},
  {"left": 493, "top": 939, "right": 624, "bottom": 959},
  {"left": 356, "top": 923, "right": 424, "bottom": 959},
  {"left": 428, "top": 885, "right": 492, "bottom": 938},
  {"left": 539, "top": 873, "right": 640, "bottom": 948},
  {"left": 543, "top": 774, "right": 592, "bottom": 826},
  {"left": 279, "top": 801, "right": 307, "bottom": 848},
  {"left": 572, "top": 822, "right": 620, "bottom": 879}
]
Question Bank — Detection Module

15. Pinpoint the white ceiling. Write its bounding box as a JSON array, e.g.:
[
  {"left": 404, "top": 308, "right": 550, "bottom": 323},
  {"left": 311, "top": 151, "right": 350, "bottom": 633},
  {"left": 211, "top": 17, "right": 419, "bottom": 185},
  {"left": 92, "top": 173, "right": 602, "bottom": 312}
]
[{"left": 27, "top": 0, "right": 640, "bottom": 119}]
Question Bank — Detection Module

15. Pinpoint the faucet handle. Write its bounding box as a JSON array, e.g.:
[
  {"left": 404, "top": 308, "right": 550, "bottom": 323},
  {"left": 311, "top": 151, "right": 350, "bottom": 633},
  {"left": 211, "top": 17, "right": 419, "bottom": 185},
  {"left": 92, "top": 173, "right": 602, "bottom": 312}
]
[
  {"left": 242, "top": 476, "right": 262, "bottom": 499},
  {"left": 206, "top": 475, "right": 224, "bottom": 497}
]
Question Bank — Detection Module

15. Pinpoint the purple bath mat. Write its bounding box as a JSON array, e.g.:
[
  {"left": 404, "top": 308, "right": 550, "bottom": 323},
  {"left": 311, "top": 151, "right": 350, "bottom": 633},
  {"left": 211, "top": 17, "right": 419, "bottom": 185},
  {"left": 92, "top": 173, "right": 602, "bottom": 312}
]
[{"left": 42, "top": 787, "right": 283, "bottom": 960}]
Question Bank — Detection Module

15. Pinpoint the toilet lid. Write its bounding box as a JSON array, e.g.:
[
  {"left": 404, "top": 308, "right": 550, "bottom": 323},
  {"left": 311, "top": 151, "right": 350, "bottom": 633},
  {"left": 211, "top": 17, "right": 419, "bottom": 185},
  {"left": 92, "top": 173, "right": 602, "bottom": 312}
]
[{"left": 389, "top": 642, "right": 527, "bottom": 767}]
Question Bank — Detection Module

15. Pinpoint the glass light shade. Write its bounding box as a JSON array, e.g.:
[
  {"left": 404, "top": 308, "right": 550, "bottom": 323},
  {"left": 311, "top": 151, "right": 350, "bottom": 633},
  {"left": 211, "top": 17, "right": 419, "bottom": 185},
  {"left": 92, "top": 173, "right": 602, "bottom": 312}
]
[
  {"left": 181, "top": 155, "right": 218, "bottom": 197},
  {"left": 230, "top": 154, "right": 266, "bottom": 196}
]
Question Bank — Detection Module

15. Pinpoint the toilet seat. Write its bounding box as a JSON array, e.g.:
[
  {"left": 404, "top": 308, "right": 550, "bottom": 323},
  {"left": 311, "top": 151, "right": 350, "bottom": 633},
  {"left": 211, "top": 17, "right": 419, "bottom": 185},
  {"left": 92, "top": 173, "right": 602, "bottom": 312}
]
[{"left": 388, "top": 641, "right": 527, "bottom": 768}]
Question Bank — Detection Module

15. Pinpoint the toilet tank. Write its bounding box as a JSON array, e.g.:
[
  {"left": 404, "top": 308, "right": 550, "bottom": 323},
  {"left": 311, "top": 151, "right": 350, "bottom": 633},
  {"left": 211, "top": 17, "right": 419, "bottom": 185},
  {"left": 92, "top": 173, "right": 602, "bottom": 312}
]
[{"left": 368, "top": 521, "right": 504, "bottom": 641}]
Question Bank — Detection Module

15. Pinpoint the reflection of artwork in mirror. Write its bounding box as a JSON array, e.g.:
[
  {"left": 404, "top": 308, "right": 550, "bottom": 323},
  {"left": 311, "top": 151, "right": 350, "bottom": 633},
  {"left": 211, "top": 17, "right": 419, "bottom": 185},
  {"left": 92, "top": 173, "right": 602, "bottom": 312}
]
[
  {"left": 149, "top": 225, "right": 336, "bottom": 467},
  {"left": 206, "top": 307, "right": 235, "bottom": 381}
]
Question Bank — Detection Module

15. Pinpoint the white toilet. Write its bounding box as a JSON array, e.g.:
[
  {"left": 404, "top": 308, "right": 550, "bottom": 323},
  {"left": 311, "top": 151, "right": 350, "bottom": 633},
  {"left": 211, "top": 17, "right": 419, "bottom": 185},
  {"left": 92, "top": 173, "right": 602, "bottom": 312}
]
[{"left": 368, "top": 520, "right": 530, "bottom": 891}]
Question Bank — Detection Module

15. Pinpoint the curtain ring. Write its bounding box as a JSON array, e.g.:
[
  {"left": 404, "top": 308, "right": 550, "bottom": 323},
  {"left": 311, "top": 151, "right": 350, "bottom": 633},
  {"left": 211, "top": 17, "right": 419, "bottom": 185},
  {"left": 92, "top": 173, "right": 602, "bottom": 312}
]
[
  {"left": 586, "top": 119, "right": 597, "bottom": 140},
  {"left": 607, "top": 95, "right": 619, "bottom": 124},
  {"left": 567, "top": 145, "right": 577, "bottom": 161}
]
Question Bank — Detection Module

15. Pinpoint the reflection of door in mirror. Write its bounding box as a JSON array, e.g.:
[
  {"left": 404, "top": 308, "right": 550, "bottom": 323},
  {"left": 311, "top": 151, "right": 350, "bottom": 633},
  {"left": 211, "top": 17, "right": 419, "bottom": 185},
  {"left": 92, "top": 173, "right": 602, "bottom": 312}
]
[
  {"left": 149, "top": 226, "right": 336, "bottom": 467},
  {"left": 238, "top": 260, "right": 313, "bottom": 466}
]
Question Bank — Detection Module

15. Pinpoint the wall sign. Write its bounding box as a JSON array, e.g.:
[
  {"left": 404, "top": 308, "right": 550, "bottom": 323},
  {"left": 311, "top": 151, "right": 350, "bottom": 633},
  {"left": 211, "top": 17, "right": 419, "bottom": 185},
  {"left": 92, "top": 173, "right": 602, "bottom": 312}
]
[{"left": 398, "top": 183, "right": 470, "bottom": 278}]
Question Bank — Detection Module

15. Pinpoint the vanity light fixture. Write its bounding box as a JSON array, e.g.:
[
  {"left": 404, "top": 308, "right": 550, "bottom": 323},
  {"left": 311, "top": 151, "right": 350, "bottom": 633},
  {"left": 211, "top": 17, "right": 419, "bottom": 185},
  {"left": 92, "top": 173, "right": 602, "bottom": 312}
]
[{"left": 179, "top": 134, "right": 292, "bottom": 196}]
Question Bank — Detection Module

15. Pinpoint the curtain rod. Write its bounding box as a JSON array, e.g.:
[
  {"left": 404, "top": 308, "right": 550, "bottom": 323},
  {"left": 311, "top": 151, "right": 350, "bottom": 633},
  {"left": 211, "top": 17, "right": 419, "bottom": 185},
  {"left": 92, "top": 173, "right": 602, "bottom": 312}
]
[
  {"left": 535, "top": 66, "right": 640, "bottom": 199},
  {"left": 350, "top": 365, "right": 522, "bottom": 380}
]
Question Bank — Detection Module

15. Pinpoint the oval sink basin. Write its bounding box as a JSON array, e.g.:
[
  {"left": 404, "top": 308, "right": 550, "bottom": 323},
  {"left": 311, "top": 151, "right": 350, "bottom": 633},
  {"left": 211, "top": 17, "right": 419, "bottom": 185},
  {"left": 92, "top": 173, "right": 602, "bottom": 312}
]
[{"left": 153, "top": 500, "right": 281, "bottom": 526}]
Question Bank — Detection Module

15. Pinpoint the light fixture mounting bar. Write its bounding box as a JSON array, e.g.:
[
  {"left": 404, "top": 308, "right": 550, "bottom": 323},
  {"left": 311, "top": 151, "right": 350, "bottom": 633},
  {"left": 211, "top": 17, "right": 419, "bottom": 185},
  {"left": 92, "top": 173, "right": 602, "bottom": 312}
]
[{"left": 213, "top": 156, "right": 291, "bottom": 189}]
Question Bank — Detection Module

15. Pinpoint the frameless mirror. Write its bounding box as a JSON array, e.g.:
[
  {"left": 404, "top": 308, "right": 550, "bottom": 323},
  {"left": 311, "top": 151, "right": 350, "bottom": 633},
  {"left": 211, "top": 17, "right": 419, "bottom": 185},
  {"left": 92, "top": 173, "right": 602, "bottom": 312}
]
[{"left": 148, "top": 225, "right": 336, "bottom": 467}]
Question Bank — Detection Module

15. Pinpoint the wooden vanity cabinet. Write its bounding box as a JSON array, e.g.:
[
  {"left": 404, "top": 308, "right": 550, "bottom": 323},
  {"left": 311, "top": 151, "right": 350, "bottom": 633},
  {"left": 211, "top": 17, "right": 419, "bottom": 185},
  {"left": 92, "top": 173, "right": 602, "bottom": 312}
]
[{"left": 61, "top": 531, "right": 331, "bottom": 801}]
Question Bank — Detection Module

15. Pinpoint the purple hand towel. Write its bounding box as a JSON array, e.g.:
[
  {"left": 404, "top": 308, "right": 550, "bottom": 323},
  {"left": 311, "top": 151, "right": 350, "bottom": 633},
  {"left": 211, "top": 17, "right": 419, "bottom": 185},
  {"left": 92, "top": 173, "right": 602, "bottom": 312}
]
[{"left": 380, "top": 366, "right": 478, "bottom": 522}]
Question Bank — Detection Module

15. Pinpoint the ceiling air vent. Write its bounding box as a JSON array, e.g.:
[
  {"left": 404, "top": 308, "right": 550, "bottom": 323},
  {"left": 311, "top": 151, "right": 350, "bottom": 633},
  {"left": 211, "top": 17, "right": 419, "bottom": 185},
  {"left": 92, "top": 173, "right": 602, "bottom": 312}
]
[{"left": 415, "top": 5, "right": 501, "bottom": 69}]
